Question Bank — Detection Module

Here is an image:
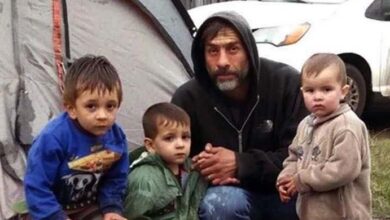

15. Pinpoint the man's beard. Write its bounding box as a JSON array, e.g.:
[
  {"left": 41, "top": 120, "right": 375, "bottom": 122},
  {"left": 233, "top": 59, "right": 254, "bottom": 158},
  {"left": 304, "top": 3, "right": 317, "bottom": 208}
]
[
  {"left": 212, "top": 66, "right": 249, "bottom": 91},
  {"left": 216, "top": 79, "right": 239, "bottom": 91}
]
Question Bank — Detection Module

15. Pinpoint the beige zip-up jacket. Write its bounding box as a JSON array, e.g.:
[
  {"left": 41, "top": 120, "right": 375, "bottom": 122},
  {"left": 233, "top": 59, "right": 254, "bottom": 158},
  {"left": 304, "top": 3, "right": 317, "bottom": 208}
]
[{"left": 278, "top": 104, "right": 371, "bottom": 220}]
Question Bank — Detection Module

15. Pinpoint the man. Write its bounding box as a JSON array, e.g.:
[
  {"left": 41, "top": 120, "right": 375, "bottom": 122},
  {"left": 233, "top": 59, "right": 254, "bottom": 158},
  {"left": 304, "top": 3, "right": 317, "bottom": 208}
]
[{"left": 171, "top": 11, "right": 307, "bottom": 219}]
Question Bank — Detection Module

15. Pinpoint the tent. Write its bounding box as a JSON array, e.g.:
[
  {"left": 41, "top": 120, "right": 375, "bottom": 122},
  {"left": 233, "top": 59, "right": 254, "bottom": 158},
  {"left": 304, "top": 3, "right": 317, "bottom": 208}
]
[{"left": 0, "top": 0, "right": 195, "bottom": 218}]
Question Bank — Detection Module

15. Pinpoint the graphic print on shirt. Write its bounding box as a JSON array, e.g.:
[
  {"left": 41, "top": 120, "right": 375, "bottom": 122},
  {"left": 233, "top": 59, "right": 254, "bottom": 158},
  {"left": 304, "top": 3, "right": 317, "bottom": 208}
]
[
  {"left": 296, "top": 146, "right": 304, "bottom": 160},
  {"left": 68, "top": 149, "right": 120, "bottom": 172},
  {"left": 59, "top": 147, "right": 120, "bottom": 210},
  {"left": 311, "top": 146, "right": 321, "bottom": 161},
  {"left": 61, "top": 172, "right": 102, "bottom": 209}
]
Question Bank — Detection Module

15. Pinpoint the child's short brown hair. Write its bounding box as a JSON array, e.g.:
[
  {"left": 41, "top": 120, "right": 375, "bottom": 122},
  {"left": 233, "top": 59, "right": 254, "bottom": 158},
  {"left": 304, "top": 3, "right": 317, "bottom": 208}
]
[
  {"left": 63, "top": 55, "right": 122, "bottom": 106},
  {"left": 301, "top": 53, "right": 347, "bottom": 85},
  {"left": 142, "top": 102, "right": 190, "bottom": 139}
]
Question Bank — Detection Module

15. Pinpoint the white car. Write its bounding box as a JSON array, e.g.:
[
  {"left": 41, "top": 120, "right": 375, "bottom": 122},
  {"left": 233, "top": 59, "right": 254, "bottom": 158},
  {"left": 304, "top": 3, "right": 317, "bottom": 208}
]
[{"left": 189, "top": 0, "right": 390, "bottom": 116}]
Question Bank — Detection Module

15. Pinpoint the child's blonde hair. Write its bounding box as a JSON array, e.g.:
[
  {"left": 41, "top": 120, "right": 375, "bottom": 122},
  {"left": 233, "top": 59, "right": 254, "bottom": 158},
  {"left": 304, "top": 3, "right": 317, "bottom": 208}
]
[{"left": 301, "top": 53, "right": 347, "bottom": 85}]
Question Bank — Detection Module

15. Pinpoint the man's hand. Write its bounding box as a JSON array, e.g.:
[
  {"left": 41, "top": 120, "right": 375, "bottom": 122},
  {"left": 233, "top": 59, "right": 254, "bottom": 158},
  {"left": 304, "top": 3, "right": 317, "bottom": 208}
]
[
  {"left": 192, "top": 143, "right": 214, "bottom": 170},
  {"left": 193, "top": 143, "right": 238, "bottom": 185},
  {"left": 103, "top": 212, "right": 127, "bottom": 220},
  {"left": 218, "top": 177, "right": 240, "bottom": 185}
]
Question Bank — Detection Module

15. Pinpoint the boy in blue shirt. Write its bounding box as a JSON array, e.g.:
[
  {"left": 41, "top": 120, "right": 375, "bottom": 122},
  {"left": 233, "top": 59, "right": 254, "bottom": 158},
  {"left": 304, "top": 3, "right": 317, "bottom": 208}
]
[{"left": 24, "top": 55, "right": 128, "bottom": 220}]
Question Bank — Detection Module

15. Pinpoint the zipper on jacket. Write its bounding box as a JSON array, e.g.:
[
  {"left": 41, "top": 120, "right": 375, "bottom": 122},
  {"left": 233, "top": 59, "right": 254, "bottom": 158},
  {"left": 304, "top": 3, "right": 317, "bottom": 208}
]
[
  {"left": 214, "top": 95, "right": 259, "bottom": 153},
  {"left": 339, "top": 187, "right": 347, "bottom": 218}
]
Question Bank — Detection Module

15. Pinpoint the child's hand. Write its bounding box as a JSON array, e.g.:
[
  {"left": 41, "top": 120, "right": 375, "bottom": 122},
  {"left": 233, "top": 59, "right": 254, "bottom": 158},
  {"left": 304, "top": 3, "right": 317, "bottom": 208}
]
[
  {"left": 286, "top": 177, "right": 297, "bottom": 197},
  {"left": 277, "top": 183, "right": 291, "bottom": 203},
  {"left": 276, "top": 175, "right": 292, "bottom": 203},
  {"left": 103, "top": 212, "right": 127, "bottom": 220}
]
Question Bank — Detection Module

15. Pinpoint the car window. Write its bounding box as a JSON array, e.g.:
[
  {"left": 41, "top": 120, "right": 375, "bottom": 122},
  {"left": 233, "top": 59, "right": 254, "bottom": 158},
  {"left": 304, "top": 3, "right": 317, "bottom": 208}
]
[{"left": 366, "top": 0, "right": 390, "bottom": 21}]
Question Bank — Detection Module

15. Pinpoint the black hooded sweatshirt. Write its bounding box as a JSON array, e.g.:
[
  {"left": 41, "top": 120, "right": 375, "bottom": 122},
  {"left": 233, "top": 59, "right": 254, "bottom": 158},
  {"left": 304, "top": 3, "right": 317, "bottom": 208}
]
[{"left": 171, "top": 11, "right": 307, "bottom": 192}]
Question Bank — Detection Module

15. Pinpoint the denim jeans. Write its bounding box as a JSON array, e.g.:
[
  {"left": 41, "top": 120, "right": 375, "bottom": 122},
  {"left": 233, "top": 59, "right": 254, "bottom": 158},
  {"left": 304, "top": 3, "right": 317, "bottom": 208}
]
[{"left": 198, "top": 185, "right": 298, "bottom": 220}]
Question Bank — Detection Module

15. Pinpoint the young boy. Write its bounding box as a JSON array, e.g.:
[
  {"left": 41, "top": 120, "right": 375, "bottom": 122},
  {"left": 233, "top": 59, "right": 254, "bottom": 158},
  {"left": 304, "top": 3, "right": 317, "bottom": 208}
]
[
  {"left": 24, "top": 55, "right": 128, "bottom": 220},
  {"left": 124, "top": 102, "right": 207, "bottom": 220},
  {"left": 276, "top": 53, "right": 371, "bottom": 220}
]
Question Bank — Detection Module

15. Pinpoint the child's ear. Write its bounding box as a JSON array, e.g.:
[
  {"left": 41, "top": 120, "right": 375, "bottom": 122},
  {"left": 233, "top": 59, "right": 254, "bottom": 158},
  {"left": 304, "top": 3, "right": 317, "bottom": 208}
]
[
  {"left": 65, "top": 104, "right": 77, "bottom": 120},
  {"left": 341, "top": 84, "right": 350, "bottom": 100},
  {"left": 144, "top": 138, "right": 156, "bottom": 154}
]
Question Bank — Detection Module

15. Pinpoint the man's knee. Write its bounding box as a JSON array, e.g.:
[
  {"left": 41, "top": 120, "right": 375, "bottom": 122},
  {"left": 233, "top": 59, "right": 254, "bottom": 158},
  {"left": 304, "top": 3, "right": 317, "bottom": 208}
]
[{"left": 199, "top": 186, "right": 251, "bottom": 220}]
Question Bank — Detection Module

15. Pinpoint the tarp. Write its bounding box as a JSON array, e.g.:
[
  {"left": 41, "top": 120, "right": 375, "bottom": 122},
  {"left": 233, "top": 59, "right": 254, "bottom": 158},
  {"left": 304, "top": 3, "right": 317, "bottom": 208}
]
[{"left": 0, "top": 0, "right": 195, "bottom": 218}]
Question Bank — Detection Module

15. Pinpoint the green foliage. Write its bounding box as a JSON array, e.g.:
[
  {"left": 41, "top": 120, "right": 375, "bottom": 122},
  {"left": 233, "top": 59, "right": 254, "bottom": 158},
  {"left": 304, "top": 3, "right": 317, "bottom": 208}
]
[
  {"left": 371, "top": 133, "right": 390, "bottom": 218},
  {"left": 12, "top": 200, "right": 28, "bottom": 214}
]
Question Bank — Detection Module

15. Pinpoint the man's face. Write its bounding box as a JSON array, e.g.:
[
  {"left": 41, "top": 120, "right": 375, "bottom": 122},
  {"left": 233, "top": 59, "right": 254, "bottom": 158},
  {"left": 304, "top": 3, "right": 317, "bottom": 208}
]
[
  {"left": 204, "top": 27, "right": 249, "bottom": 91},
  {"left": 67, "top": 88, "right": 120, "bottom": 136}
]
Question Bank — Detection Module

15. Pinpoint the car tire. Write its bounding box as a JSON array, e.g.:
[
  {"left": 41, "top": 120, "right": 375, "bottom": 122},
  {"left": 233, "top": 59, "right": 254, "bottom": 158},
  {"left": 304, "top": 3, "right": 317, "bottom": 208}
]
[{"left": 345, "top": 63, "right": 366, "bottom": 116}]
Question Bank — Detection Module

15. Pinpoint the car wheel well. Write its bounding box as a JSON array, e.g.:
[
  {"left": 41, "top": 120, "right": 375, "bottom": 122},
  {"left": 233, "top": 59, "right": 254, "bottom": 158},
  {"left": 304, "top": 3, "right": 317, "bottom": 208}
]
[
  {"left": 339, "top": 53, "right": 372, "bottom": 93},
  {"left": 338, "top": 54, "right": 372, "bottom": 116}
]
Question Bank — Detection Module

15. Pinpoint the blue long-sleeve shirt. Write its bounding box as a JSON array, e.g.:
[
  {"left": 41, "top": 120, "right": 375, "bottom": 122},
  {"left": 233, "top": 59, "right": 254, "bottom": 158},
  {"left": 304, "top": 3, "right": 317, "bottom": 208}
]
[{"left": 24, "top": 112, "right": 129, "bottom": 220}]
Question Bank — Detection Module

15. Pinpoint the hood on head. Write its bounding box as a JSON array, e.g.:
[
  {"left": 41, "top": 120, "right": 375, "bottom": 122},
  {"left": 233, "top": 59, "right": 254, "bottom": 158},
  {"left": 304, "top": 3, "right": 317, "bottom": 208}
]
[{"left": 191, "top": 11, "right": 260, "bottom": 88}]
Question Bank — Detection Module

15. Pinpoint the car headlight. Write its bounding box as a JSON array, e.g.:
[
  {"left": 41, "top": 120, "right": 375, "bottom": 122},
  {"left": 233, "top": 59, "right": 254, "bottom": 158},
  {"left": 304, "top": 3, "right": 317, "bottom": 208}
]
[{"left": 253, "top": 22, "right": 310, "bottom": 46}]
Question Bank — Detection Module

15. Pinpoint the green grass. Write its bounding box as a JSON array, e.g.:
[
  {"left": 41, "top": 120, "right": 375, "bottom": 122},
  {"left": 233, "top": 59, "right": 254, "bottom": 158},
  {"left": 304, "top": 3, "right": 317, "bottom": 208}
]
[{"left": 371, "top": 132, "right": 390, "bottom": 218}]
